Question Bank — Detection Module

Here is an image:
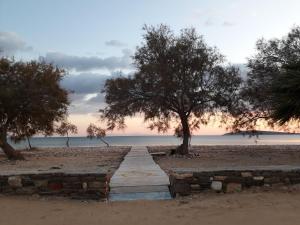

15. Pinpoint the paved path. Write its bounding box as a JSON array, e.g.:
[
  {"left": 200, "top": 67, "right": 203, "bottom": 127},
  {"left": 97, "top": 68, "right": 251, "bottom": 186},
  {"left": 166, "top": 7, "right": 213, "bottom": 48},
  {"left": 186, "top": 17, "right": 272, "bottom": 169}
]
[{"left": 109, "top": 146, "right": 171, "bottom": 201}]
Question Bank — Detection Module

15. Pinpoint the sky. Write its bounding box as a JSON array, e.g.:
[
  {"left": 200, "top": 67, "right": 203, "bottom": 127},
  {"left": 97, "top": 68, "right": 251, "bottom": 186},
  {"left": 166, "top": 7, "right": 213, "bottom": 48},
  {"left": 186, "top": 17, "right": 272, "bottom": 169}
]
[{"left": 1, "top": 0, "right": 300, "bottom": 136}]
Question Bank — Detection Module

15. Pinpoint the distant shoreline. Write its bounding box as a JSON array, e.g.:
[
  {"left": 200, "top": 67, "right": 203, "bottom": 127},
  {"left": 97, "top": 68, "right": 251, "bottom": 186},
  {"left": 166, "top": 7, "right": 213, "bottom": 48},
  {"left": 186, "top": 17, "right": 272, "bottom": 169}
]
[{"left": 224, "top": 130, "right": 300, "bottom": 135}]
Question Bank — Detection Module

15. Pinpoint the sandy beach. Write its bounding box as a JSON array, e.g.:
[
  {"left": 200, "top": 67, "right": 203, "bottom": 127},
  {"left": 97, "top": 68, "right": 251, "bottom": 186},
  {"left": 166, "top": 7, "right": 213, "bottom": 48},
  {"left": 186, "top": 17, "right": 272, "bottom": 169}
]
[
  {"left": 148, "top": 145, "right": 300, "bottom": 173},
  {"left": 1, "top": 189, "right": 300, "bottom": 225},
  {"left": 0, "top": 147, "right": 130, "bottom": 175},
  {"left": 1, "top": 145, "right": 300, "bottom": 224}
]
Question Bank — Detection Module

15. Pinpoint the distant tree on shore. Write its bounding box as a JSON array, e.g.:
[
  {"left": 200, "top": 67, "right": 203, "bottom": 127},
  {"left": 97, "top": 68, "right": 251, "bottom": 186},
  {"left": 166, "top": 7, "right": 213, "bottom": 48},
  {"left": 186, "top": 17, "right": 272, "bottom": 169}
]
[
  {"left": 0, "top": 58, "right": 69, "bottom": 160},
  {"left": 56, "top": 121, "right": 78, "bottom": 147},
  {"left": 233, "top": 26, "right": 300, "bottom": 131},
  {"left": 86, "top": 123, "right": 109, "bottom": 147},
  {"left": 100, "top": 24, "right": 242, "bottom": 154}
]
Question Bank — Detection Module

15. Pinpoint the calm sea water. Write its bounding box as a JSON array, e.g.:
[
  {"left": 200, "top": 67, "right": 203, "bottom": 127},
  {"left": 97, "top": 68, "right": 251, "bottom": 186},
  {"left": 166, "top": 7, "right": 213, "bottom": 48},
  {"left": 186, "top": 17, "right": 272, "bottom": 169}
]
[{"left": 8, "top": 135, "right": 300, "bottom": 149}]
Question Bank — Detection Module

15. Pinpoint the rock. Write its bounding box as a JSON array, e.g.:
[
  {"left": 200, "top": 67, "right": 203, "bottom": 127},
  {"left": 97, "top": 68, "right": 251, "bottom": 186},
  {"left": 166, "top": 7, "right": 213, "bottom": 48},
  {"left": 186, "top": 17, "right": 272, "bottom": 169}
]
[
  {"left": 253, "top": 176, "right": 264, "bottom": 181},
  {"left": 253, "top": 176, "right": 264, "bottom": 186},
  {"left": 174, "top": 173, "right": 193, "bottom": 180},
  {"left": 226, "top": 183, "right": 242, "bottom": 193},
  {"left": 211, "top": 181, "right": 222, "bottom": 192},
  {"left": 82, "top": 182, "right": 88, "bottom": 190},
  {"left": 8, "top": 176, "right": 22, "bottom": 188},
  {"left": 241, "top": 172, "right": 252, "bottom": 178}
]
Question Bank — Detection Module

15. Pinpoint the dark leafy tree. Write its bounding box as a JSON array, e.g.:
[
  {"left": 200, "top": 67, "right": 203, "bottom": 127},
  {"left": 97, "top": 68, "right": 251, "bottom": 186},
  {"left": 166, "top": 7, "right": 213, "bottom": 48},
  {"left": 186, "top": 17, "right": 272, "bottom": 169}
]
[
  {"left": 56, "top": 121, "right": 78, "bottom": 147},
  {"left": 0, "top": 58, "right": 69, "bottom": 160},
  {"left": 100, "top": 25, "right": 242, "bottom": 154},
  {"left": 233, "top": 26, "right": 300, "bottom": 131},
  {"left": 10, "top": 125, "right": 36, "bottom": 149},
  {"left": 86, "top": 123, "right": 109, "bottom": 147}
]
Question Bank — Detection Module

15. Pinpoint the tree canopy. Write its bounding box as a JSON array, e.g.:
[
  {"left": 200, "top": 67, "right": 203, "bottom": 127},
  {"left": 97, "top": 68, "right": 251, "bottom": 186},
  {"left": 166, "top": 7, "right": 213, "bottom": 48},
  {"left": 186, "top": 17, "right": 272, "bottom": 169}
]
[
  {"left": 86, "top": 123, "right": 109, "bottom": 147},
  {"left": 0, "top": 58, "right": 69, "bottom": 159},
  {"left": 100, "top": 25, "right": 242, "bottom": 154},
  {"left": 233, "top": 26, "right": 300, "bottom": 131},
  {"left": 56, "top": 121, "right": 78, "bottom": 147}
]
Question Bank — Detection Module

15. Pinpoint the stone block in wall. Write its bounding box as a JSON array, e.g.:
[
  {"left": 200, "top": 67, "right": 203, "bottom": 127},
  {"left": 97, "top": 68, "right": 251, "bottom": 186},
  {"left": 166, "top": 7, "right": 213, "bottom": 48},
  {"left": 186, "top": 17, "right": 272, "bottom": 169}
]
[
  {"left": 88, "top": 181, "right": 105, "bottom": 189},
  {"left": 211, "top": 181, "right": 222, "bottom": 192},
  {"left": 174, "top": 173, "right": 193, "bottom": 181},
  {"left": 213, "top": 176, "right": 227, "bottom": 181},
  {"left": 48, "top": 181, "right": 63, "bottom": 191},
  {"left": 62, "top": 181, "right": 82, "bottom": 189},
  {"left": 264, "top": 177, "right": 281, "bottom": 184},
  {"left": 289, "top": 177, "right": 300, "bottom": 184},
  {"left": 253, "top": 176, "right": 264, "bottom": 186},
  {"left": 226, "top": 183, "right": 242, "bottom": 193},
  {"left": 21, "top": 177, "right": 35, "bottom": 187},
  {"left": 195, "top": 176, "right": 211, "bottom": 190},
  {"left": 225, "top": 176, "right": 243, "bottom": 184},
  {"left": 241, "top": 172, "right": 252, "bottom": 178},
  {"left": 15, "top": 187, "right": 36, "bottom": 195},
  {"left": 190, "top": 184, "right": 201, "bottom": 192},
  {"left": 8, "top": 176, "right": 22, "bottom": 188},
  {"left": 169, "top": 174, "right": 192, "bottom": 196},
  {"left": 34, "top": 180, "right": 48, "bottom": 188},
  {"left": 82, "top": 182, "right": 88, "bottom": 190}
]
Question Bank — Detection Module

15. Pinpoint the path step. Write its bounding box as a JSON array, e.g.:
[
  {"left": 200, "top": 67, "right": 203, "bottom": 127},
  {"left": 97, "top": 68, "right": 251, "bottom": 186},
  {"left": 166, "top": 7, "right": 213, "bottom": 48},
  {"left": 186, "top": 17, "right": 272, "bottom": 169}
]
[
  {"left": 110, "top": 185, "right": 170, "bottom": 194},
  {"left": 109, "top": 146, "right": 171, "bottom": 201},
  {"left": 110, "top": 192, "right": 172, "bottom": 201}
]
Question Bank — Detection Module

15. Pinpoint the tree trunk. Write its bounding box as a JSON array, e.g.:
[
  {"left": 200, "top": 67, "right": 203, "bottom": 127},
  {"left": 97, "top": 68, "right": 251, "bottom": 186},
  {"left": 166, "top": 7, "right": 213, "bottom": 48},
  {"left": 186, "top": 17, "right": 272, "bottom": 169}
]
[
  {"left": 100, "top": 137, "right": 109, "bottom": 147},
  {"left": 177, "top": 115, "right": 190, "bottom": 155},
  {"left": 26, "top": 136, "right": 32, "bottom": 149},
  {"left": 66, "top": 134, "right": 70, "bottom": 147},
  {"left": 0, "top": 131, "right": 24, "bottom": 160}
]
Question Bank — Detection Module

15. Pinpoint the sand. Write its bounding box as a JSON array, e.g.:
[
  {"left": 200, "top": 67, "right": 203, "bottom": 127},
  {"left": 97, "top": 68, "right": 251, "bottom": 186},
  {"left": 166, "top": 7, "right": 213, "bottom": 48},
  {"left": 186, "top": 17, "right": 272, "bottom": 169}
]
[
  {"left": 0, "top": 147, "right": 130, "bottom": 175},
  {"left": 1, "top": 189, "right": 300, "bottom": 225},
  {"left": 2, "top": 145, "right": 300, "bottom": 225},
  {"left": 148, "top": 145, "right": 300, "bottom": 173}
]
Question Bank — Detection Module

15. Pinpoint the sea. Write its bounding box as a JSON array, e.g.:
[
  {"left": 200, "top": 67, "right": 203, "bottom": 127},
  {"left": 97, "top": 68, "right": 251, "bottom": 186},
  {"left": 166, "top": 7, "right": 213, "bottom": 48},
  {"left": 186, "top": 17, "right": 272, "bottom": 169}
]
[{"left": 8, "top": 135, "right": 300, "bottom": 149}]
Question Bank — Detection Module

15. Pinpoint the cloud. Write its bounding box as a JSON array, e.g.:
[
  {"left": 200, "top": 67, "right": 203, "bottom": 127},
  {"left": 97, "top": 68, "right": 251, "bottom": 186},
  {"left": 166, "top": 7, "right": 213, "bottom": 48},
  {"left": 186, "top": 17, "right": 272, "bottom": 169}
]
[
  {"left": 40, "top": 48, "right": 133, "bottom": 72},
  {"left": 0, "top": 31, "right": 32, "bottom": 55},
  {"left": 61, "top": 73, "right": 111, "bottom": 94},
  {"left": 105, "top": 40, "right": 127, "bottom": 47},
  {"left": 204, "top": 19, "right": 214, "bottom": 26},
  {"left": 222, "top": 21, "right": 235, "bottom": 27},
  {"left": 61, "top": 72, "right": 129, "bottom": 114}
]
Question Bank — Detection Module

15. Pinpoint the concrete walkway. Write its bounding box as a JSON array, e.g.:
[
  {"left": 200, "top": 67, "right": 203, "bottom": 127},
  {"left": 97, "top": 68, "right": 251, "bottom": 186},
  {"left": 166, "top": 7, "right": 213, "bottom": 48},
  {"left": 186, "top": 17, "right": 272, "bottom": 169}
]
[{"left": 109, "top": 146, "right": 172, "bottom": 201}]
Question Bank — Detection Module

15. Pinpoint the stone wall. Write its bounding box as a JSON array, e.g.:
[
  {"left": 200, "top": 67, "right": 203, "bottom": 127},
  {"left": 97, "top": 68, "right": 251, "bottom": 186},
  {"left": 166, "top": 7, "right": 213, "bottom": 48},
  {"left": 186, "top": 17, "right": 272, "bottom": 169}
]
[
  {"left": 169, "top": 169, "right": 300, "bottom": 197},
  {"left": 0, "top": 172, "right": 110, "bottom": 200}
]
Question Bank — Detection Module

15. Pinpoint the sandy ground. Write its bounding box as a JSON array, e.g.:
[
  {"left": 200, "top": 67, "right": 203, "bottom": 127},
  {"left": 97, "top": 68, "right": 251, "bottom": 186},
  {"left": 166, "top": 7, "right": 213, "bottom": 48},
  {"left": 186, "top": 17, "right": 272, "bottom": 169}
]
[
  {"left": 148, "top": 145, "right": 300, "bottom": 173},
  {"left": 0, "top": 147, "right": 130, "bottom": 175},
  {"left": 1, "top": 189, "right": 300, "bottom": 225}
]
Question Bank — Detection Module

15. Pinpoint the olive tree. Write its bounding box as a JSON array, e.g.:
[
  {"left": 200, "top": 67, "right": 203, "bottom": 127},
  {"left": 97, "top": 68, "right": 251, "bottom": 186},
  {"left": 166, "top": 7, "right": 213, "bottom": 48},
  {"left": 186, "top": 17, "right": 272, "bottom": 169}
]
[
  {"left": 0, "top": 58, "right": 69, "bottom": 159},
  {"left": 100, "top": 25, "right": 242, "bottom": 154}
]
